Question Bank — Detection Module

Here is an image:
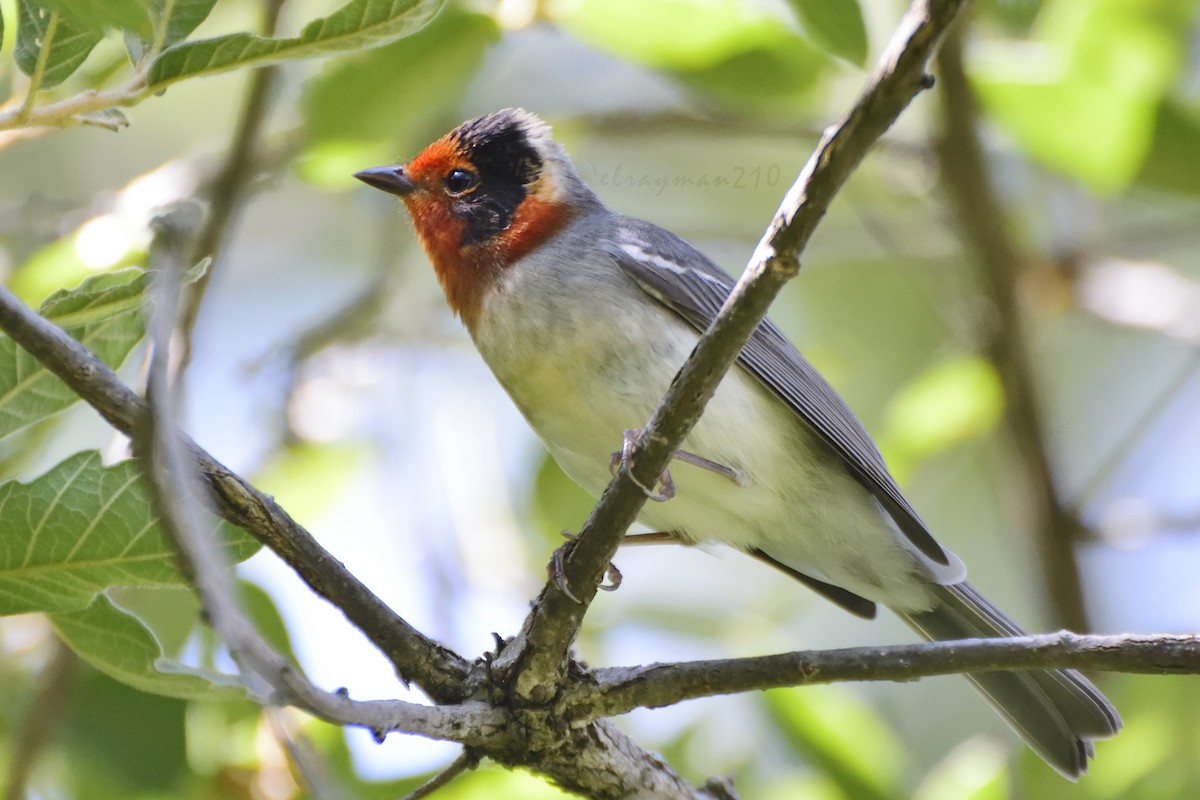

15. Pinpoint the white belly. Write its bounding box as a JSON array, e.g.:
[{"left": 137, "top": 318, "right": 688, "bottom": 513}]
[{"left": 471, "top": 264, "right": 935, "bottom": 612}]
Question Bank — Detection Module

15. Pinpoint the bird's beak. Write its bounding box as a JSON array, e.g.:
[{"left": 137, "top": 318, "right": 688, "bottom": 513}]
[{"left": 354, "top": 165, "right": 417, "bottom": 197}]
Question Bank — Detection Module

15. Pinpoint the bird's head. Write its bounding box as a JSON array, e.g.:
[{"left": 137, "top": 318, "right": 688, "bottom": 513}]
[{"left": 355, "top": 109, "right": 592, "bottom": 326}]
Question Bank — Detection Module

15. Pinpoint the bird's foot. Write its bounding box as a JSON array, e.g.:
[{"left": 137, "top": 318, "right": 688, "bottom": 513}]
[
  {"left": 608, "top": 429, "right": 743, "bottom": 500},
  {"left": 620, "top": 530, "right": 686, "bottom": 547},
  {"left": 609, "top": 428, "right": 675, "bottom": 501},
  {"left": 671, "top": 449, "right": 744, "bottom": 485},
  {"left": 549, "top": 530, "right": 623, "bottom": 604}
]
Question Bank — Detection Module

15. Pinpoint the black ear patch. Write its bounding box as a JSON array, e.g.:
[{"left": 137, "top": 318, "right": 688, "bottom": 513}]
[{"left": 449, "top": 110, "right": 545, "bottom": 246}]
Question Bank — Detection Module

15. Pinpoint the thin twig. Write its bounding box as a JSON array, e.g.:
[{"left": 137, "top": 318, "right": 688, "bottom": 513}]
[
  {"left": 267, "top": 707, "right": 346, "bottom": 800},
  {"left": 398, "top": 750, "right": 478, "bottom": 800},
  {"left": 494, "top": 0, "right": 970, "bottom": 703},
  {"left": 0, "top": 75, "right": 150, "bottom": 132},
  {"left": 177, "top": 0, "right": 288, "bottom": 371}
]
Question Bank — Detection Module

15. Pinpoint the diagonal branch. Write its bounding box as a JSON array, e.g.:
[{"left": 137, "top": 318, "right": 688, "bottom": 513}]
[
  {"left": 0, "top": 279, "right": 472, "bottom": 704},
  {"left": 496, "top": 0, "right": 970, "bottom": 702},
  {"left": 567, "top": 633, "right": 1200, "bottom": 721}
]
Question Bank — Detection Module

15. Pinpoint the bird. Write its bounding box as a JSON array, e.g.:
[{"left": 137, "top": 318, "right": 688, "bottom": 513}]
[{"left": 354, "top": 108, "right": 1121, "bottom": 778}]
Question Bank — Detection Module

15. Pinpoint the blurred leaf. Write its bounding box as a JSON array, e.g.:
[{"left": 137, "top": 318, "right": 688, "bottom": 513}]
[
  {"left": 761, "top": 773, "right": 848, "bottom": 800},
  {"left": 0, "top": 269, "right": 146, "bottom": 439},
  {"left": 529, "top": 451, "right": 594, "bottom": 547},
  {"left": 786, "top": 0, "right": 867, "bottom": 66},
  {"left": 109, "top": 584, "right": 202, "bottom": 657},
  {"left": 765, "top": 687, "right": 905, "bottom": 800},
  {"left": 296, "top": 138, "right": 395, "bottom": 188},
  {"left": 1014, "top": 674, "right": 1200, "bottom": 797},
  {"left": 15, "top": 0, "right": 105, "bottom": 88},
  {"left": 52, "top": 594, "right": 245, "bottom": 698},
  {"left": 878, "top": 355, "right": 1004, "bottom": 479},
  {"left": 914, "top": 738, "right": 1009, "bottom": 800},
  {"left": 0, "top": 451, "right": 260, "bottom": 616},
  {"left": 253, "top": 440, "right": 363, "bottom": 525},
  {"left": 147, "top": 0, "right": 445, "bottom": 90},
  {"left": 238, "top": 579, "right": 299, "bottom": 665},
  {"left": 976, "top": 0, "right": 1041, "bottom": 31},
  {"left": 425, "top": 764, "right": 575, "bottom": 799},
  {"left": 64, "top": 659, "right": 192, "bottom": 793},
  {"left": 184, "top": 697, "right": 264, "bottom": 776},
  {"left": 158, "top": 0, "right": 218, "bottom": 49},
  {"left": 313, "top": 719, "right": 429, "bottom": 799},
  {"left": 971, "top": 0, "right": 1189, "bottom": 193},
  {"left": 301, "top": 5, "right": 498, "bottom": 177},
  {"left": 558, "top": 0, "right": 826, "bottom": 110},
  {"left": 1136, "top": 100, "right": 1200, "bottom": 196},
  {"left": 8, "top": 232, "right": 145, "bottom": 306},
  {"left": 36, "top": 0, "right": 151, "bottom": 34}
]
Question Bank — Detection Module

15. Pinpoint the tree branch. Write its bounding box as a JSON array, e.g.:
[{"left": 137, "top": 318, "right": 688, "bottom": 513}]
[
  {"left": 0, "top": 279, "right": 472, "bottom": 704},
  {"left": 494, "top": 0, "right": 970, "bottom": 703},
  {"left": 568, "top": 633, "right": 1200, "bottom": 720},
  {"left": 934, "top": 23, "right": 1090, "bottom": 631}
]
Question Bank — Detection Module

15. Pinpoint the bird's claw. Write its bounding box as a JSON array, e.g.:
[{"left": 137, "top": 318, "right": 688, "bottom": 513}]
[
  {"left": 549, "top": 537, "right": 582, "bottom": 602},
  {"left": 600, "top": 561, "right": 623, "bottom": 592},
  {"left": 550, "top": 530, "right": 623, "bottom": 603},
  {"left": 610, "top": 428, "right": 676, "bottom": 502}
]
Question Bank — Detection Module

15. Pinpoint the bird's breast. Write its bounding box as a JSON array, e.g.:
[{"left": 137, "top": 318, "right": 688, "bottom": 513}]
[{"left": 469, "top": 257, "right": 803, "bottom": 538}]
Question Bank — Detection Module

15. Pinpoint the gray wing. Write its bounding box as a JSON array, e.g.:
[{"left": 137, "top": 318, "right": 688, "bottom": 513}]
[{"left": 610, "top": 217, "right": 953, "bottom": 568}]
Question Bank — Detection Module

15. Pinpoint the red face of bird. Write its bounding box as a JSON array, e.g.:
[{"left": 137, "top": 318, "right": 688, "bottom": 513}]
[{"left": 355, "top": 109, "right": 574, "bottom": 326}]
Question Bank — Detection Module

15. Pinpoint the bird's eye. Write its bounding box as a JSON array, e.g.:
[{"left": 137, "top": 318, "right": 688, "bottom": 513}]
[{"left": 444, "top": 168, "right": 478, "bottom": 195}]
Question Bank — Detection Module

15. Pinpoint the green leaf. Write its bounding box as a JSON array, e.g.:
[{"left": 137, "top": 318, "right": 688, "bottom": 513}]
[
  {"left": 158, "top": 0, "right": 218, "bottom": 49},
  {"left": 147, "top": 0, "right": 445, "bottom": 90},
  {"left": 52, "top": 594, "right": 245, "bottom": 699},
  {"left": 915, "top": 739, "right": 1009, "bottom": 800},
  {"left": 530, "top": 451, "right": 594, "bottom": 548},
  {"left": 977, "top": 0, "right": 1041, "bottom": 32},
  {"left": 765, "top": 687, "right": 904, "bottom": 800},
  {"left": 109, "top": 584, "right": 201, "bottom": 657},
  {"left": 36, "top": 0, "right": 152, "bottom": 34},
  {"left": 0, "top": 451, "right": 260, "bottom": 616},
  {"left": 300, "top": 5, "right": 498, "bottom": 167},
  {"left": 16, "top": 0, "right": 105, "bottom": 88},
  {"left": 0, "top": 269, "right": 147, "bottom": 439},
  {"left": 878, "top": 355, "right": 1004, "bottom": 481},
  {"left": 786, "top": 0, "right": 868, "bottom": 66},
  {"left": 64, "top": 663, "right": 193, "bottom": 792},
  {"left": 971, "top": 0, "right": 1189, "bottom": 193},
  {"left": 557, "top": 0, "right": 826, "bottom": 110},
  {"left": 253, "top": 441, "right": 363, "bottom": 525},
  {"left": 1136, "top": 100, "right": 1200, "bottom": 196},
  {"left": 239, "top": 579, "right": 299, "bottom": 665}
]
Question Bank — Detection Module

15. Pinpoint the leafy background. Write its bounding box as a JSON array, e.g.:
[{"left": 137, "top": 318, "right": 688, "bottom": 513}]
[{"left": 1, "top": 0, "right": 1199, "bottom": 798}]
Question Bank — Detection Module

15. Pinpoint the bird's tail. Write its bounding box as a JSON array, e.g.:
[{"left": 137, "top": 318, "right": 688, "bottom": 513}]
[{"left": 898, "top": 582, "right": 1121, "bottom": 779}]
